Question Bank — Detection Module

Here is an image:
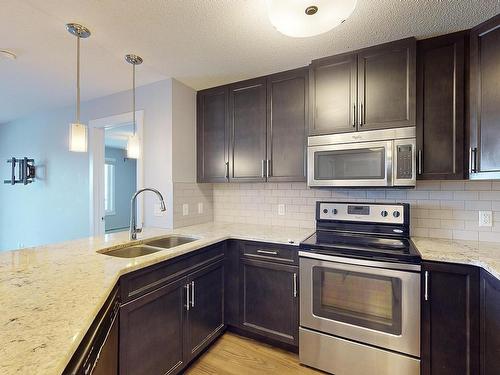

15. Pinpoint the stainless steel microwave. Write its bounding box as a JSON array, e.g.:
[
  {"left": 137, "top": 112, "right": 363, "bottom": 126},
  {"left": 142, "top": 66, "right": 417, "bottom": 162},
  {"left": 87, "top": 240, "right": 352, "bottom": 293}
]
[{"left": 307, "top": 127, "right": 416, "bottom": 188}]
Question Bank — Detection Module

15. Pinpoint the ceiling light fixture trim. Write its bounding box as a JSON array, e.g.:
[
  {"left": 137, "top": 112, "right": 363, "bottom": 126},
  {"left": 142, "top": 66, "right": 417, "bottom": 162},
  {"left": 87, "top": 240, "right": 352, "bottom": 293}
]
[{"left": 266, "top": 0, "right": 357, "bottom": 38}]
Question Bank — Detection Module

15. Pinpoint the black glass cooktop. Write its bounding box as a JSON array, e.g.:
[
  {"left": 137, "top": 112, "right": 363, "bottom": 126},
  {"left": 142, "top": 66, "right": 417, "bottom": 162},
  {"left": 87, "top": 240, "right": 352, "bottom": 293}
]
[{"left": 300, "top": 230, "right": 421, "bottom": 264}]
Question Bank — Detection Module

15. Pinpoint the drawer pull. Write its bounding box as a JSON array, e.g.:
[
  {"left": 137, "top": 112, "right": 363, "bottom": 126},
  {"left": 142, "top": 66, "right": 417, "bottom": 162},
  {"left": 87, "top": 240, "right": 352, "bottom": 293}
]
[{"left": 256, "top": 250, "right": 278, "bottom": 256}]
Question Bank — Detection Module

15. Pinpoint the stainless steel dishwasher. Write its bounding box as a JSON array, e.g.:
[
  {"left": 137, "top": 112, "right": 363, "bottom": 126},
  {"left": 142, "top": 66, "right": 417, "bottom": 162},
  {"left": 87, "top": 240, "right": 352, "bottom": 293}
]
[{"left": 64, "top": 287, "right": 120, "bottom": 375}]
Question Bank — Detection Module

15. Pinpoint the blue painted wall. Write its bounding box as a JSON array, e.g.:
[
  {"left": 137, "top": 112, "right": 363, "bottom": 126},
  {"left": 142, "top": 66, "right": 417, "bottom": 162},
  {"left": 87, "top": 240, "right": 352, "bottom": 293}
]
[{"left": 104, "top": 147, "right": 136, "bottom": 232}]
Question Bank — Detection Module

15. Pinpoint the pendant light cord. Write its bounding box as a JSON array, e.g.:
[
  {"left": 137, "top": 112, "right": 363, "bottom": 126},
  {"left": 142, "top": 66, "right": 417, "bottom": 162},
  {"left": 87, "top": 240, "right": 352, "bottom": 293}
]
[
  {"left": 76, "top": 36, "right": 80, "bottom": 123},
  {"left": 132, "top": 62, "right": 136, "bottom": 136}
]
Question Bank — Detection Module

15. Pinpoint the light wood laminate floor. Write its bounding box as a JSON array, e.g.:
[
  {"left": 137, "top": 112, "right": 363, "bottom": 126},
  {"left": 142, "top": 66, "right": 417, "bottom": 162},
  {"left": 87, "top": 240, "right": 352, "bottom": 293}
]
[{"left": 185, "top": 332, "right": 324, "bottom": 374}]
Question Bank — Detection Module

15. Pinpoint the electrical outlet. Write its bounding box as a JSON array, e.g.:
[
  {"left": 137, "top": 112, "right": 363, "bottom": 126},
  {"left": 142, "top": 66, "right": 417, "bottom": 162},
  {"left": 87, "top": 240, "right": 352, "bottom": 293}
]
[
  {"left": 278, "top": 204, "right": 285, "bottom": 216},
  {"left": 182, "top": 203, "right": 189, "bottom": 216},
  {"left": 198, "top": 202, "right": 203, "bottom": 214},
  {"left": 479, "top": 211, "right": 493, "bottom": 227}
]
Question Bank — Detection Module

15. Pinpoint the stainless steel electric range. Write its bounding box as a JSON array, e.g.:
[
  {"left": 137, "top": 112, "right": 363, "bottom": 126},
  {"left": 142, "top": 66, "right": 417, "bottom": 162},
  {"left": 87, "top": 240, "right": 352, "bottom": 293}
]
[{"left": 299, "top": 202, "right": 421, "bottom": 375}]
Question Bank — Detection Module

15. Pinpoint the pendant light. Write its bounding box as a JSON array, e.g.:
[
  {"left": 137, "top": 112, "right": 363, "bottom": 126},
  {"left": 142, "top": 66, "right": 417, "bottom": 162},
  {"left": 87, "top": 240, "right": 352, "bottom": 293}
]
[
  {"left": 125, "top": 54, "right": 143, "bottom": 159},
  {"left": 266, "top": 0, "right": 357, "bottom": 38},
  {"left": 66, "top": 23, "right": 91, "bottom": 152}
]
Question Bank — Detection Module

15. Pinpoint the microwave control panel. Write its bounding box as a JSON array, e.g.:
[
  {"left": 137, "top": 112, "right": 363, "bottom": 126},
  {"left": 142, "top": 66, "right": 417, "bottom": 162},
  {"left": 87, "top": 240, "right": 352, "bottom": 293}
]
[{"left": 396, "top": 144, "right": 413, "bottom": 179}]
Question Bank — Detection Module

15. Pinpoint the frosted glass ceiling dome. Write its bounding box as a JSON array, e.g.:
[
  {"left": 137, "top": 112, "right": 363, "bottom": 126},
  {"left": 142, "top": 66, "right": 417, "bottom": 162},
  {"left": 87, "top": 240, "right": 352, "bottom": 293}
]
[{"left": 266, "top": 0, "right": 357, "bottom": 38}]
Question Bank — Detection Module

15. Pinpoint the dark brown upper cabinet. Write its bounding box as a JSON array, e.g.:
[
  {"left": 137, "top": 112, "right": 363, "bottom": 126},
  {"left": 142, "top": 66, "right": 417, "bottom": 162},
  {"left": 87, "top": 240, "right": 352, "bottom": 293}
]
[
  {"left": 421, "top": 261, "right": 480, "bottom": 375},
  {"left": 416, "top": 32, "right": 466, "bottom": 180},
  {"left": 196, "top": 86, "right": 229, "bottom": 182},
  {"left": 267, "top": 68, "right": 308, "bottom": 182},
  {"left": 358, "top": 38, "right": 416, "bottom": 131},
  {"left": 309, "top": 53, "right": 357, "bottom": 135},
  {"left": 469, "top": 14, "right": 500, "bottom": 179},
  {"left": 229, "top": 78, "right": 268, "bottom": 182},
  {"left": 309, "top": 37, "right": 416, "bottom": 135}
]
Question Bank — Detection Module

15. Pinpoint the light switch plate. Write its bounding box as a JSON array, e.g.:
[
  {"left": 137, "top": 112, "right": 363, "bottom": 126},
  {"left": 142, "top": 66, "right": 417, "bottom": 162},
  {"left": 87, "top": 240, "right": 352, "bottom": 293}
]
[
  {"left": 278, "top": 204, "right": 285, "bottom": 216},
  {"left": 182, "top": 203, "right": 189, "bottom": 216},
  {"left": 479, "top": 211, "right": 493, "bottom": 227},
  {"left": 198, "top": 202, "right": 203, "bottom": 214}
]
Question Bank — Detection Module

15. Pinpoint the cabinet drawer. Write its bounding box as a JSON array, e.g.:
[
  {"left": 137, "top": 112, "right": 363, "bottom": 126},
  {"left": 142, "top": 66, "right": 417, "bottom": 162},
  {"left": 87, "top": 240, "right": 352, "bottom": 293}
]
[
  {"left": 120, "top": 242, "right": 225, "bottom": 303},
  {"left": 240, "top": 241, "right": 298, "bottom": 265}
]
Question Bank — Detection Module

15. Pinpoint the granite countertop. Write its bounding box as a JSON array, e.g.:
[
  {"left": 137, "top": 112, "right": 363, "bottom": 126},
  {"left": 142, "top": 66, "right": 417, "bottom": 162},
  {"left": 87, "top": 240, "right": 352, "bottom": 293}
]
[
  {"left": 0, "top": 222, "right": 312, "bottom": 375},
  {"left": 412, "top": 237, "right": 500, "bottom": 280},
  {"left": 2, "top": 222, "right": 500, "bottom": 375}
]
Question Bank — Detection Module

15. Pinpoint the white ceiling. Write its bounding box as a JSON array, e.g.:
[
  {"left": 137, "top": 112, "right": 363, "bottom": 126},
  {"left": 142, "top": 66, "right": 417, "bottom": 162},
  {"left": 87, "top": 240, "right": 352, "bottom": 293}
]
[{"left": 1, "top": 0, "right": 499, "bottom": 124}]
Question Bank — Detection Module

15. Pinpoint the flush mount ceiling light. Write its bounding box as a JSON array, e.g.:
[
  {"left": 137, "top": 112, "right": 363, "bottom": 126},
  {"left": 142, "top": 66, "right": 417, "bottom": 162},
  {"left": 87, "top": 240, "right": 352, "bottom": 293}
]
[
  {"left": 0, "top": 49, "right": 17, "bottom": 60},
  {"left": 266, "top": 0, "right": 357, "bottom": 38},
  {"left": 66, "top": 23, "right": 91, "bottom": 152},
  {"left": 125, "top": 54, "right": 143, "bottom": 159}
]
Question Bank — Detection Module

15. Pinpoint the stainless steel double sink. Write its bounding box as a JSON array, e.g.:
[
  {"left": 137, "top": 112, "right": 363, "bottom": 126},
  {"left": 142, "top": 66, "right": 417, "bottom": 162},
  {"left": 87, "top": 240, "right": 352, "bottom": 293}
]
[{"left": 100, "top": 235, "right": 198, "bottom": 258}]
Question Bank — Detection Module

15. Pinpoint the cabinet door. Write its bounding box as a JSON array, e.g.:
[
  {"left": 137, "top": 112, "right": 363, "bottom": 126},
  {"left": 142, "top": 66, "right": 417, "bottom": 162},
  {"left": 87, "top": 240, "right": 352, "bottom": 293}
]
[
  {"left": 185, "top": 260, "right": 225, "bottom": 361},
  {"left": 309, "top": 53, "right": 357, "bottom": 135},
  {"left": 358, "top": 38, "right": 416, "bottom": 131},
  {"left": 229, "top": 78, "right": 267, "bottom": 182},
  {"left": 469, "top": 15, "right": 500, "bottom": 179},
  {"left": 267, "top": 68, "right": 308, "bottom": 182},
  {"left": 417, "top": 32, "right": 466, "bottom": 180},
  {"left": 197, "top": 86, "right": 229, "bottom": 182},
  {"left": 120, "top": 277, "right": 187, "bottom": 375},
  {"left": 240, "top": 258, "right": 298, "bottom": 345},
  {"left": 480, "top": 269, "right": 500, "bottom": 375},
  {"left": 421, "top": 262, "right": 479, "bottom": 375}
]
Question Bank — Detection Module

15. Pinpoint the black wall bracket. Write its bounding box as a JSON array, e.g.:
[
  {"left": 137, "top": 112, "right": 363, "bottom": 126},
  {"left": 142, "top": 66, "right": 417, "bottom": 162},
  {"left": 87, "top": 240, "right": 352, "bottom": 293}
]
[{"left": 4, "top": 157, "right": 36, "bottom": 185}]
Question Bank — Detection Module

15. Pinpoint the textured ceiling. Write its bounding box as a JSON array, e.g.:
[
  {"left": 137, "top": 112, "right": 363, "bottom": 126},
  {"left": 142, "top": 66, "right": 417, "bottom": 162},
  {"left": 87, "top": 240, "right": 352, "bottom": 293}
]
[{"left": 1, "top": 0, "right": 500, "bottom": 124}]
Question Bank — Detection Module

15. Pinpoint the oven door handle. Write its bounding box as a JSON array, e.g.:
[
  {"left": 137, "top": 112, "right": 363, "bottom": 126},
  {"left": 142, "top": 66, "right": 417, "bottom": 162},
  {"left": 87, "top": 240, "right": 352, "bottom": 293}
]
[{"left": 298, "top": 251, "right": 421, "bottom": 272}]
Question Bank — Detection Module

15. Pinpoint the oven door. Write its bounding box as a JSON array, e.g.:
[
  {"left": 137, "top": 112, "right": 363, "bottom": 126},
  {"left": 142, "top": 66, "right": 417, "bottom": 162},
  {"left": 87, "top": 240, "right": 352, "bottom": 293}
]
[
  {"left": 299, "top": 254, "right": 420, "bottom": 357},
  {"left": 307, "top": 140, "right": 393, "bottom": 187}
]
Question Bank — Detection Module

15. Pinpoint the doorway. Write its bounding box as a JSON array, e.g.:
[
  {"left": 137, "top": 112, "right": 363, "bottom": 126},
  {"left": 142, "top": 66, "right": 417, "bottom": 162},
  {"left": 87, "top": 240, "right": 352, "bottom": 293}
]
[{"left": 89, "top": 111, "right": 144, "bottom": 236}]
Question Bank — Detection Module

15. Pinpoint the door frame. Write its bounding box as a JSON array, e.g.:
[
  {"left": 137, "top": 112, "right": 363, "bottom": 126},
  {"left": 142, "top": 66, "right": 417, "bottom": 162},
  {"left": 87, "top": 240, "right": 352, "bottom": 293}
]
[{"left": 88, "top": 110, "right": 144, "bottom": 236}]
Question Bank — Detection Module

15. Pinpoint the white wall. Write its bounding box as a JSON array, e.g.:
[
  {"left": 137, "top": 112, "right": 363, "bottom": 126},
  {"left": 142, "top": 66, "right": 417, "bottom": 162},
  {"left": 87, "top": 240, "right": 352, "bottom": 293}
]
[
  {"left": 172, "top": 78, "right": 197, "bottom": 183},
  {"left": 0, "top": 79, "right": 175, "bottom": 251}
]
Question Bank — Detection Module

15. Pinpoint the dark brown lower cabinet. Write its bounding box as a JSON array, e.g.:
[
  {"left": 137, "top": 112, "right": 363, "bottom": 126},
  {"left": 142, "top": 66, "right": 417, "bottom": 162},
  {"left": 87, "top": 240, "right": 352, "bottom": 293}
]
[
  {"left": 120, "top": 276, "right": 187, "bottom": 375},
  {"left": 119, "top": 249, "right": 225, "bottom": 375},
  {"left": 185, "top": 260, "right": 225, "bottom": 361},
  {"left": 480, "top": 269, "right": 500, "bottom": 375},
  {"left": 240, "top": 258, "right": 299, "bottom": 346},
  {"left": 421, "top": 261, "right": 480, "bottom": 375}
]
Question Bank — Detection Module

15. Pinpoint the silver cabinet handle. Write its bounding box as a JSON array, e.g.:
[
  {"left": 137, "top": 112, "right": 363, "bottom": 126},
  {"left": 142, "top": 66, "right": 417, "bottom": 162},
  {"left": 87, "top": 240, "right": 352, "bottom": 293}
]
[
  {"left": 191, "top": 281, "right": 195, "bottom": 308},
  {"left": 352, "top": 104, "right": 356, "bottom": 128},
  {"left": 360, "top": 102, "right": 364, "bottom": 126},
  {"left": 266, "top": 159, "right": 271, "bottom": 178},
  {"left": 469, "top": 147, "right": 478, "bottom": 173},
  {"left": 424, "top": 271, "right": 429, "bottom": 301},
  {"left": 293, "top": 273, "right": 297, "bottom": 298},
  {"left": 418, "top": 149, "right": 422, "bottom": 175},
  {"left": 261, "top": 159, "right": 265, "bottom": 178},
  {"left": 225, "top": 161, "right": 229, "bottom": 180},
  {"left": 185, "top": 283, "right": 190, "bottom": 311},
  {"left": 469, "top": 147, "right": 472, "bottom": 173},
  {"left": 256, "top": 249, "right": 278, "bottom": 255}
]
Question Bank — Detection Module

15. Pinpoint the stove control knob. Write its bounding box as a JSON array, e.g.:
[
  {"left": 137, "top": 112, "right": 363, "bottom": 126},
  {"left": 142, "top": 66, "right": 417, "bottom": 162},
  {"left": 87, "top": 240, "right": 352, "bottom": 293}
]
[
  {"left": 323, "top": 208, "right": 328, "bottom": 214},
  {"left": 381, "top": 210, "right": 388, "bottom": 217},
  {"left": 333, "top": 209, "right": 338, "bottom": 215},
  {"left": 393, "top": 211, "right": 401, "bottom": 218}
]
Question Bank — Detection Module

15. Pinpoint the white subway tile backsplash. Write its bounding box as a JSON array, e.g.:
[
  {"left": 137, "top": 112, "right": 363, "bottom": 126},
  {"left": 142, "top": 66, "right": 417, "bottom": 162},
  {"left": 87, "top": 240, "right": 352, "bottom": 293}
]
[{"left": 207, "top": 180, "right": 499, "bottom": 243}]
